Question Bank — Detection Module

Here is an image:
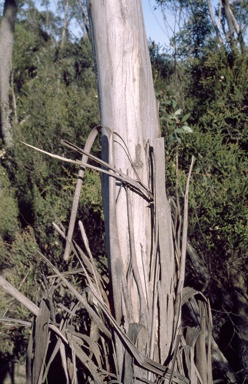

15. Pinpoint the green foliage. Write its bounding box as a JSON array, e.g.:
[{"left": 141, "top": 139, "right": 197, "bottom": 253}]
[
  {"left": 148, "top": 41, "right": 175, "bottom": 87},
  {"left": 185, "top": 128, "right": 248, "bottom": 279},
  {"left": 82, "top": 169, "right": 103, "bottom": 216},
  {"left": 1, "top": 0, "right": 247, "bottom": 379},
  {"left": 1, "top": 3, "right": 103, "bottom": 365},
  {"left": 156, "top": 0, "right": 248, "bottom": 56},
  {"left": 153, "top": 35, "right": 247, "bottom": 364},
  {"left": 181, "top": 49, "right": 248, "bottom": 274},
  {"left": 187, "top": 49, "right": 248, "bottom": 150},
  {"left": 0, "top": 166, "right": 19, "bottom": 241},
  {"left": 157, "top": 47, "right": 248, "bottom": 286},
  {"left": 154, "top": 43, "right": 248, "bottom": 378},
  {"left": 158, "top": 95, "right": 192, "bottom": 145},
  {"left": 12, "top": 22, "right": 51, "bottom": 91},
  {"left": 0, "top": 226, "right": 40, "bottom": 357},
  {"left": 8, "top": 15, "right": 100, "bottom": 260},
  {"left": 156, "top": 0, "right": 214, "bottom": 58}
]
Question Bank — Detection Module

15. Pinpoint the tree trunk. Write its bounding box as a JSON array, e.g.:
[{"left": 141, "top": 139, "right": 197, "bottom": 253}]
[
  {"left": 0, "top": 0, "right": 19, "bottom": 148},
  {"left": 60, "top": 0, "right": 69, "bottom": 52},
  {"left": 88, "top": 1, "right": 215, "bottom": 383},
  {"left": 221, "top": 0, "right": 244, "bottom": 52},
  {"left": 231, "top": 273, "right": 248, "bottom": 380},
  {"left": 88, "top": 0, "right": 175, "bottom": 381},
  {"left": 207, "top": 0, "right": 223, "bottom": 45}
]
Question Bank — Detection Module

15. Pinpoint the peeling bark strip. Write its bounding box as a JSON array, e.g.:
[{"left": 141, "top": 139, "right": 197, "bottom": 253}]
[{"left": 0, "top": 0, "right": 19, "bottom": 147}]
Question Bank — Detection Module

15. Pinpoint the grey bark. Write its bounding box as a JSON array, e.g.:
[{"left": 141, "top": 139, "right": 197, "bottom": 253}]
[
  {"left": 207, "top": 0, "right": 223, "bottom": 45},
  {"left": 0, "top": 0, "right": 19, "bottom": 148},
  {"left": 221, "top": 0, "right": 244, "bottom": 52},
  {"left": 88, "top": 0, "right": 160, "bottom": 320},
  {"left": 60, "top": 0, "right": 69, "bottom": 52},
  {"left": 88, "top": 0, "right": 175, "bottom": 381}
]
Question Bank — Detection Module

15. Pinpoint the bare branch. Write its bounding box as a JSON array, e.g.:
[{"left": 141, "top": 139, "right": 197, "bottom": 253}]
[{"left": 207, "top": 0, "right": 223, "bottom": 44}]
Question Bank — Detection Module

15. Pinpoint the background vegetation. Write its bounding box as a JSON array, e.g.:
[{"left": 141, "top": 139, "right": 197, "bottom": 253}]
[{"left": 0, "top": 0, "right": 247, "bottom": 382}]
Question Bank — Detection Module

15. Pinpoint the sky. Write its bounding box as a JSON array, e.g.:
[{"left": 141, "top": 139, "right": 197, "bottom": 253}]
[
  {"left": 141, "top": 0, "right": 171, "bottom": 47},
  {"left": 35, "top": 0, "right": 172, "bottom": 46},
  {"left": 35, "top": 0, "right": 222, "bottom": 48},
  {"left": 68, "top": 0, "right": 172, "bottom": 47},
  {"left": 142, "top": 1, "right": 224, "bottom": 48}
]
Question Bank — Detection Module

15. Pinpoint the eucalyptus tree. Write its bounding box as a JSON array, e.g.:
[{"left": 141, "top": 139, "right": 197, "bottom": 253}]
[
  {"left": 87, "top": 1, "right": 212, "bottom": 382},
  {"left": 156, "top": 0, "right": 246, "bottom": 55},
  {"left": 0, "top": 0, "right": 19, "bottom": 148}
]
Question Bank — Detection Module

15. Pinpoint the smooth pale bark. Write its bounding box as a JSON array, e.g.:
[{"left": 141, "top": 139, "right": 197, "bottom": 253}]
[
  {"left": 207, "top": 0, "right": 223, "bottom": 45},
  {"left": 89, "top": 0, "right": 159, "bottom": 322},
  {"left": 0, "top": 0, "right": 19, "bottom": 148},
  {"left": 221, "top": 0, "right": 244, "bottom": 51},
  {"left": 88, "top": 0, "right": 175, "bottom": 380},
  {"left": 60, "top": 0, "right": 69, "bottom": 52}
]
